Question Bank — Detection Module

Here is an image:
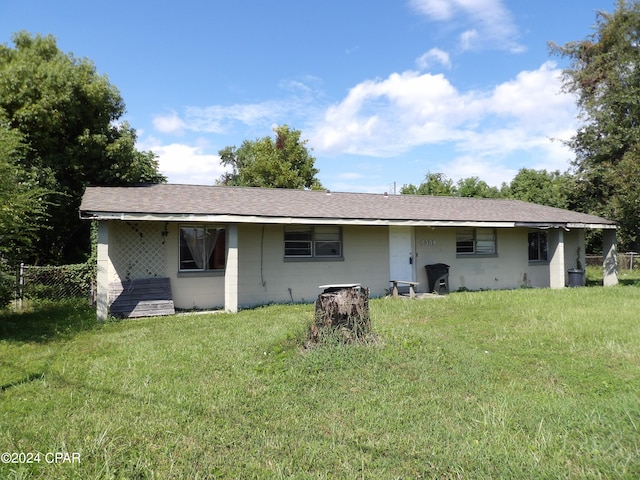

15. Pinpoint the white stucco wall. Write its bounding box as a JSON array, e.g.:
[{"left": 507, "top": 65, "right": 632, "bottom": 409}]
[
  {"left": 236, "top": 224, "right": 389, "bottom": 307},
  {"left": 415, "top": 228, "right": 534, "bottom": 291},
  {"left": 563, "top": 229, "right": 584, "bottom": 271},
  {"left": 164, "top": 223, "right": 225, "bottom": 310},
  {"left": 102, "top": 220, "right": 592, "bottom": 315},
  {"left": 413, "top": 227, "right": 585, "bottom": 292},
  {"left": 121, "top": 222, "right": 390, "bottom": 310}
]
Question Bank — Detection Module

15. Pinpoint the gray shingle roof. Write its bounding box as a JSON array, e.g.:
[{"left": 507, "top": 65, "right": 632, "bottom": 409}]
[{"left": 79, "top": 184, "right": 616, "bottom": 227}]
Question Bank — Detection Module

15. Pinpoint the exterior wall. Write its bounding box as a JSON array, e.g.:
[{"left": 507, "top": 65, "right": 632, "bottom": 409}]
[
  {"left": 106, "top": 220, "right": 169, "bottom": 284},
  {"left": 106, "top": 221, "right": 390, "bottom": 311},
  {"left": 415, "top": 227, "right": 537, "bottom": 291},
  {"left": 104, "top": 221, "right": 226, "bottom": 311},
  {"left": 236, "top": 224, "right": 390, "bottom": 307},
  {"left": 413, "top": 227, "right": 588, "bottom": 292},
  {"left": 101, "top": 219, "right": 594, "bottom": 317},
  {"left": 563, "top": 229, "right": 584, "bottom": 276},
  {"left": 164, "top": 223, "right": 226, "bottom": 310}
]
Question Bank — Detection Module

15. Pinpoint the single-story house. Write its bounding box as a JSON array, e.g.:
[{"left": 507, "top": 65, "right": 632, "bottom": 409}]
[{"left": 79, "top": 184, "right": 618, "bottom": 320}]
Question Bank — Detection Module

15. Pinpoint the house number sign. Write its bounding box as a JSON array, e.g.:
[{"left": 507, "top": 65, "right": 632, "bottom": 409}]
[{"left": 420, "top": 239, "right": 437, "bottom": 246}]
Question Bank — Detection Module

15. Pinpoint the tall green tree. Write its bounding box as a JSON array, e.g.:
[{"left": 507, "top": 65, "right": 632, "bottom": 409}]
[
  {"left": 402, "top": 173, "right": 503, "bottom": 198},
  {"left": 455, "top": 177, "right": 501, "bottom": 198},
  {"left": 217, "top": 125, "right": 322, "bottom": 189},
  {"left": 506, "top": 168, "right": 572, "bottom": 208},
  {"left": 550, "top": 0, "right": 640, "bottom": 250},
  {"left": 401, "top": 172, "right": 456, "bottom": 196},
  {"left": 0, "top": 32, "right": 165, "bottom": 264},
  {"left": 0, "top": 112, "right": 49, "bottom": 266}
]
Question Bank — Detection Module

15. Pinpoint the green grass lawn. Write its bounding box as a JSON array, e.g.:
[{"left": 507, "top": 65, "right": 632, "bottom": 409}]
[{"left": 1, "top": 282, "right": 640, "bottom": 479}]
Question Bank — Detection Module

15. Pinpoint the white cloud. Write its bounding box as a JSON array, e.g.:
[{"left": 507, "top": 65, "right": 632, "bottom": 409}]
[
  {"left": 409, "top": 0, "right": 457, "bottom": 20},
  {"left": 447, "top": 155, "right": 518, "bottom": 186},
  {"left": 459, "top": 29, "right": 479, "bottom": 51},
  {"left": 149, "top": 143, "right": 229, "bottom": 185},
  {"left": 487, "top": 61, "right": 574, "bottom": 126},
  {"left": 416, "top": 48, "right": 452, "bottom": 70},
  {"left": 408, "top": 0, "right": 523, "bottom": 52},
  {"left": 152, "top": 112, "right": 187, "bottom": 134},
  {"left": 153, "top": 100, "right": 316, "bottom": 137},
  {"left": 309, "top": 61, "right": 577, "bottom": 179},
  {"left": 180, "top": 102, "right": 284, "bottom": 134},
  {"left": 151, "top": 77, "right": 323, "bottom": 137},
  {"left": 337, "top": 172, "right": 365, "bottom": 180},
  {"left": 310, "top": 69, "right": 473, "bottom": 156}
]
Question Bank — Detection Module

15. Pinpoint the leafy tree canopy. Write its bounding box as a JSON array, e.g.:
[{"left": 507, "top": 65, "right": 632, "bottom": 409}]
[
  {"left": 217, "top": 125, "right": 322, "bottom": 189},
  {"left": 550, "top": 0, "right": 640, "bottom": 249},
  {"left": 401, "top": 172, "right": 455, "bottom": 196},
  {"left": 0, "top": 112, "right": 49, "bottom": 266},
  {"left": 402, "top": 169, "right": 575, "bottom": 206},
  {"left": 0, "top": 32, "right": 165, "bottom": 264},
  {"left": 507, "top": 168, "right": 572, "bottom": 209},
  {"left": 402, "top": 173, "right": 501, "bottom": 198},
  {"left": 455, "top": 176, "right": 502, "bottom": 198}
]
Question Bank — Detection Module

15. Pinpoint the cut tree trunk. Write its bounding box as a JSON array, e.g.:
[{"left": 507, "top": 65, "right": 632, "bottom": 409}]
[{"left": 310, "top": 286, "right": 370, "bottom": 343}]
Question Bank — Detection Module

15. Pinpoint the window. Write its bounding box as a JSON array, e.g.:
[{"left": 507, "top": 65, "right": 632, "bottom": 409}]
[
  {"left": 456, "top": 228, "right": 496, "bottom": 255},
  {"left": 528, "top": 231, "right": 548, "bottom": 262},
  {"left": 284, "top": 226, "right": 341, "bottom": 258},
  {"left": 179, "top": 226, "right": 226, "bottom": 271}
]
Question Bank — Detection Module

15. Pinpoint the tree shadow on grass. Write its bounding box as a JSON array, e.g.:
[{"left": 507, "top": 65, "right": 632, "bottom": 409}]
[{"left": 0, "top": 299, "right": 98, "bottom": 343}]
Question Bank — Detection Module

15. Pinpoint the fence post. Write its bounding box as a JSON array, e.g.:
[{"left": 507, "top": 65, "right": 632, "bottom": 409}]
[
  {"left": 19, "top": 262, "right": 25, "bottom": 310},
  {"left": 90, "top": 280, "right": 96, "bottom": 306}
]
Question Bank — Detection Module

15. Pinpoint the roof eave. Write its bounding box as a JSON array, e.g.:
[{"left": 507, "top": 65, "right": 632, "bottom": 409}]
[
  {"left": 566, "top": 222, "right": 617, "bottom": 230},
  {"left": 80, "top": 211, "right": 616, "bottom": 229},
  {"left": 515, "top": 221, "right": 617, "bottom": 230},
  {"left": 80, "top": 211, "right": 517, "bottom": 227}
]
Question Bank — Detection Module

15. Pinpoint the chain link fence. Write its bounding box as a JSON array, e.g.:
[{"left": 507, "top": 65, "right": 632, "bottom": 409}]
[
  {"left": 12, "top": 262, "right": 96, "bottom": 308},
  {"left": 2, "top": 253, "right": 635, "bottom": 310},
  {"left": 585, "top": 252, "right": 638, "bottom": 270}
]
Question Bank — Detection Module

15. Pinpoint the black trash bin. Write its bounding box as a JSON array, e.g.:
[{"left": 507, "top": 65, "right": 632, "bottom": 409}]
[
  {"left": 567, "top": 268, "right": 585, "bottom": 287},
  {"left": 425, "top": 263, "right": 450, "bottom": 295}
]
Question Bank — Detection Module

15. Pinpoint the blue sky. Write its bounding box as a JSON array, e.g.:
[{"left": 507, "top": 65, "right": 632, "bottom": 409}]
[{"left": 1, "top": 0, "right": 616, "bottom": 193}]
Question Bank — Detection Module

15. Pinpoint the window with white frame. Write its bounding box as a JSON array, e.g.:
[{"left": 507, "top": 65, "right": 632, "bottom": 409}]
[
  {"left": 528, "top": 231, "right": 548, "bottom": 262},
  {"left": 179, "top": 226, "right": 226, "bottom": 271},
  {"left": 456, "top": 228, "right": 496, "bottom": 255},
  {"left": 284, "top": 226, "right": 342, "bottom": 258}
]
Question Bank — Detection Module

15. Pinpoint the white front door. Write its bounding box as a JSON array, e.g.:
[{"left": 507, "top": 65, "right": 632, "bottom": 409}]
[{"left": 389, "top": 226, "right": 415, "bottom": 282}]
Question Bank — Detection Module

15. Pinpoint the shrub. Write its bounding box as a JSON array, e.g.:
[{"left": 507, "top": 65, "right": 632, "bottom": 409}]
[
  {"left": 0, "top": 265, "right": 15, "bottom": 308},
  {"left": 23, "top": 263, "right": 94, "bottom": 301}
]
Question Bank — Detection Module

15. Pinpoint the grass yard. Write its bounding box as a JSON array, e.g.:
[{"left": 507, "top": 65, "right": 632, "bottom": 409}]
[{"left": 1, "top": 282, "right": 640, "bottom": 479}]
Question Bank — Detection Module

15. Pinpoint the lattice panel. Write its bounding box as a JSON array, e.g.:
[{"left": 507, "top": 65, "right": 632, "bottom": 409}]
[{"left": 111, "top": 222, "right": 168, "bottom": 281}]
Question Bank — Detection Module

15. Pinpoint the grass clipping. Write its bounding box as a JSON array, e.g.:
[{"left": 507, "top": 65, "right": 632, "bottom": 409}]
[{"left": 308, "top": 286, "right": 376, "bottom": 346}]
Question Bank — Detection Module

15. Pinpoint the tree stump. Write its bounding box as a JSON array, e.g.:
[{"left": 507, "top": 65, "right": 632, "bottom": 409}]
[{"left": 310, "top": 286, "right": 370, "bottom": 344}]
